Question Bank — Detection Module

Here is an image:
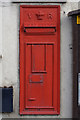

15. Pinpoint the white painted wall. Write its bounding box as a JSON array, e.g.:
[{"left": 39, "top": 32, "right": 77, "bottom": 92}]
[
  {"left": 0, "top": 2, "right": 2, "bottom": 86},
  {"left": 0, "top": 0, "right": 67, "bottom": 3},
  {"left": 0, "top": 0, "right": 80, "bottom": 3},
  {"left": 0, "top": 0, "right": 79, "bottom": 118},
  {"left": 0, "top": 2, "right": 2, "bottom": 120}
]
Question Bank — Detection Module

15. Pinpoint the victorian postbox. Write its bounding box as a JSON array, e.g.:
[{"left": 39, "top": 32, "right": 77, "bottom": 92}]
[{"left": 20, "top": 5, "right": 60, "bottom": 115}]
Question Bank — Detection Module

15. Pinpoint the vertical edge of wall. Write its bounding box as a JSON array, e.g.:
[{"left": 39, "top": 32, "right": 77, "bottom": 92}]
[
  {"left": 0, "top": 4, "right": 2, "bottom": 86},
  {"left": 0, "top": 5, "right": 2, "bottom": 119},
  {"left": 72, "top": 16, "right": 79, "bottom": 118}
]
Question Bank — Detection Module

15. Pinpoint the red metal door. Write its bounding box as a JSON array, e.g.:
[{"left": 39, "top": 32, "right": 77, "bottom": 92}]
[{"left": 20, "top": 5, "right": 60, "bottom": 115}]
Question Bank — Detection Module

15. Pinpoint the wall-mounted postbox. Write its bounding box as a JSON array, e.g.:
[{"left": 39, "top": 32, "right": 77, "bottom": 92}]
[{"left": 20, "top": 5, "right": 60, "bottom": 115}]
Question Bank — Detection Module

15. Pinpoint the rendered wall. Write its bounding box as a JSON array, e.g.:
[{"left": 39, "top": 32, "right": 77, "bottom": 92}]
[{"left": 0, "top": 0, "right": 79, "bottom": 118}]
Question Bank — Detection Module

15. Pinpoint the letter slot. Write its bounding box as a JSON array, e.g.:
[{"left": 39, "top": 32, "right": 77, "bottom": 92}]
[{"left": 24, "top": 27, "right": 56, "bottom": 34}]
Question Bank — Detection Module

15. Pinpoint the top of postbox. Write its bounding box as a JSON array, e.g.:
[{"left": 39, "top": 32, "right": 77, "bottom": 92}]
[{"left": 21, "top": 6, "right": 60, "bottom": 27}]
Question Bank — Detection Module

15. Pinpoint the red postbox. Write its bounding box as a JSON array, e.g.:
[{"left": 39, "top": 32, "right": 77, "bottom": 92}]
[{"left": 20, "top": 5, "right": 60, "bottom": 115}]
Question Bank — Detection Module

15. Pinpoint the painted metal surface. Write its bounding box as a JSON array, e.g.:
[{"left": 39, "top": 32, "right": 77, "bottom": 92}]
[{"left": 20, "top": 5, "right": 60, "bottom": 115}]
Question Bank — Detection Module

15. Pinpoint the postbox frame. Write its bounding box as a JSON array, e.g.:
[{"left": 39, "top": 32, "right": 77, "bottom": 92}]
[{"left": 20, "top": 5, "right": 60, "bottom": 115}]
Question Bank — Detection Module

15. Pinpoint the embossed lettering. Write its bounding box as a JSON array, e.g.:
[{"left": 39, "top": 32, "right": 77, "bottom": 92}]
[
  {"left": 36, "top": 11, "right": 44, "bottom": 20},
  {"left": 48, "top": 13, "right": 53, "bottom": 19},
  {"left": 28, "top": 13, "right": 32, "bottom": 19}
]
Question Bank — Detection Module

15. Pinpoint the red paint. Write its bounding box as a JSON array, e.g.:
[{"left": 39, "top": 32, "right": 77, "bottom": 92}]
[{"left": 20, "top": 5, "right": 60, "bottom": 115}]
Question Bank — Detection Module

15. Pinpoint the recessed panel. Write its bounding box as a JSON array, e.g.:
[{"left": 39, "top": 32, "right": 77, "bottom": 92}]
[
  {"left": 25, "top": 44, "right": 53, "bottom": 108},
  {"left": 32, "top": 45, "right": 46, "bottom": 72},
  {"left": 29, "top": 74, "right": 43, "bottom": 83}
]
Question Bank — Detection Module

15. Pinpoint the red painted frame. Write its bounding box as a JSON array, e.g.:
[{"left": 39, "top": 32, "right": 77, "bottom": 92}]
[{"left": 19, "top": 5, "right": 60, "bottom": 115}]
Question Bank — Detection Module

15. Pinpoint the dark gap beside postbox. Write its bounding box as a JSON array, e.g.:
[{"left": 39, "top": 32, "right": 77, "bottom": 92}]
[{"left": 68, "top": 9, "right": 80, "bottom": 118}]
